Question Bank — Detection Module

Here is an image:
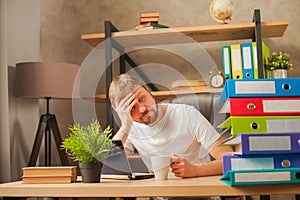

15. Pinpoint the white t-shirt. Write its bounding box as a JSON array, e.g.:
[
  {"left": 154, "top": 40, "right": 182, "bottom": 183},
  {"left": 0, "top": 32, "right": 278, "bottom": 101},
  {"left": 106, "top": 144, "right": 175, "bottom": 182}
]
[{"left": 124, "top": 103, "right": 221, "bottom": 170}]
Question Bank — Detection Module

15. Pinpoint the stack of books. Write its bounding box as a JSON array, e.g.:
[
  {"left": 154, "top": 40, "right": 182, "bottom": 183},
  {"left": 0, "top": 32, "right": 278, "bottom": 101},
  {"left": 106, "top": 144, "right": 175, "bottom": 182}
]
[
  {"left": 221, "top": 42, "right": 269, "bottom": 80},
  {"left": 139, "top": 12, "right": 159, "bottom": 24},
  {"left": 135, "top": 12, "right": 169, "bottom": 30},
  {"left": 218, "top": 78, "right": 300, "bottom": 186},
  {"left": 22, "top": 166, "right": 77, "bottom": 184}
]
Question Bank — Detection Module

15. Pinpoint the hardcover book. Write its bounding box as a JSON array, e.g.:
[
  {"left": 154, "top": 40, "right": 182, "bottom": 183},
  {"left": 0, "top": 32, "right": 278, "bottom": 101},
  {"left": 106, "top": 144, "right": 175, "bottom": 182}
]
[
  {"left": 140, "top": 17, "right": 159, "bottom": 24},
  {"left": 140, "top": 12, "right": 159, "bottom": 18},
  {"left": 22, "top": 175, "right": 77, "bottom": 184},
  {"left": 135, "top": 22, "right": 169, "bottom": 30},
  {"left": 22, "top": 166, "right": 77, "bottom": 184},
  {"left": 22, "top": 166, "right": 77, "bottom": 176}
]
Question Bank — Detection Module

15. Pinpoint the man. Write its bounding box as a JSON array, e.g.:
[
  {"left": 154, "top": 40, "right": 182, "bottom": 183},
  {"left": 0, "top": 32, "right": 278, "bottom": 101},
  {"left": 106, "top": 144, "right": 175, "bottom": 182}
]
[{"left": 109, "top": 73, "right": 233, "bottom": 178}]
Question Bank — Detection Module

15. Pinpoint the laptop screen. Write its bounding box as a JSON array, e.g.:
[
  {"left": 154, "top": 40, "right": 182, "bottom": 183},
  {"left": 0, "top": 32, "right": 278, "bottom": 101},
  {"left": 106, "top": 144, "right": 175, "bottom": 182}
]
[
  {"left": 102, "top": 140, "right": 132, "bottom": 175},
  {"left": 101, "top": 140, "right": 154, "bottom": 179}
]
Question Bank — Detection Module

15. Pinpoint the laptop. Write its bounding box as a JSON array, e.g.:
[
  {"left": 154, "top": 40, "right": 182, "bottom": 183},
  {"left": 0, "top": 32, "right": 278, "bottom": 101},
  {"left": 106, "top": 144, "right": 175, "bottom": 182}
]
[{"left": 102, "top": 140, "right": 154, "bottom": 180}]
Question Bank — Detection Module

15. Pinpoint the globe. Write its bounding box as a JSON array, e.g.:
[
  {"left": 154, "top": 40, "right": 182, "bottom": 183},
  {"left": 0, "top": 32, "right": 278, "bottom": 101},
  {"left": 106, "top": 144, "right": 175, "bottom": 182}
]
[{"left": 210, "top": 0, "right": 234, "bottom": 24}]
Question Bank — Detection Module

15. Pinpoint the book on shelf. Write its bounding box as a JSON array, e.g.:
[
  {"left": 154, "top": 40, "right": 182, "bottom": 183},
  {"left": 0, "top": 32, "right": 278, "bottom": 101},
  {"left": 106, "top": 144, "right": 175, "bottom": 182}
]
[
  {"left": 140, "top": 17, "right": 159, "bottom": 24},
  {"left": 22, "top": 166, "right": 77, "bottom": 176},
  {"left": 172, "top": 85, "right": 209, "bottom": 92},
  {"left": 172, "top": 80, "right": 205, "bottom": 87},
  {"left": 135, "top": 22, "right": 169, "bottom": 30},
  {"left": 171, "top": 80, "right": 208, "bottom": 92},
  {"left": 22, "top": 174, "right": 77, "bottom": 184},
  {"left": 140, "top": 12, "right": 159, "bottom": 18}
]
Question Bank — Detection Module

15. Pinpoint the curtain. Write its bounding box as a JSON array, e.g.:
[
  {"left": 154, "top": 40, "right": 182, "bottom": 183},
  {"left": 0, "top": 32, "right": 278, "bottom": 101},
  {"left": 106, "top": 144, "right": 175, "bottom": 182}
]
[{"left": 0, "top": 0, "right": 12, "bottom": 183}]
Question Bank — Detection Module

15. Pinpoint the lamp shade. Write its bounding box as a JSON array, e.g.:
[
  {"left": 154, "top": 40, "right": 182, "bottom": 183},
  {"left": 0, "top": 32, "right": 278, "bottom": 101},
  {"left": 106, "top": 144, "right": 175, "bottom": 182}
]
[{"left": 14, "top": 62, "right": 80, "bottom": 99}]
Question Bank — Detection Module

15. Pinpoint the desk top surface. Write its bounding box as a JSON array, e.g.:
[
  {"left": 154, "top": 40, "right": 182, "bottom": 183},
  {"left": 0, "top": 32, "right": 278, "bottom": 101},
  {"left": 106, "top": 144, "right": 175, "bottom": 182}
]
[{"left": 1, "top": 175, "right": 300, "bottom": 198}]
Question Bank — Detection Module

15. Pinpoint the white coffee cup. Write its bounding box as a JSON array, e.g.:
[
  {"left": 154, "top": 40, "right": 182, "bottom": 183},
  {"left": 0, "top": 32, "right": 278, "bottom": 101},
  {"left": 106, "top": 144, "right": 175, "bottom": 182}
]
[{"left": 151, "top": 155, "right": 170, "bottom": 180}]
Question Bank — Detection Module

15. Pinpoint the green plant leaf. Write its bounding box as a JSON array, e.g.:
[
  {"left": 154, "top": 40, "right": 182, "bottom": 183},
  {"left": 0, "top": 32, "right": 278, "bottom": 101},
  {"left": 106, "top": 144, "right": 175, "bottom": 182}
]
[
  {"left": 61, "top": 119, "right": 120, "bottom": 163},
  {"left": 265, "top": 51, "right": 293, "bottom": 71}
]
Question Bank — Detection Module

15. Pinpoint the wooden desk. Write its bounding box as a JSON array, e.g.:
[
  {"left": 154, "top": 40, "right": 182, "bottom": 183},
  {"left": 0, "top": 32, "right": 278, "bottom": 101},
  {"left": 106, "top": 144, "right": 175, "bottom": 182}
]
[{"left": 0, "top": 175, "right": 299, "bottom": 198}]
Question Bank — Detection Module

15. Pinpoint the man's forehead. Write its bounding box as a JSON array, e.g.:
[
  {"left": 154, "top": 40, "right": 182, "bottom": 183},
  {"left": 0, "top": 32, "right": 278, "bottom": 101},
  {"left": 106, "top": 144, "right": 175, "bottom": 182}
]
[{"left": 132, "top": 85, "right": 145, "bottom": 95}]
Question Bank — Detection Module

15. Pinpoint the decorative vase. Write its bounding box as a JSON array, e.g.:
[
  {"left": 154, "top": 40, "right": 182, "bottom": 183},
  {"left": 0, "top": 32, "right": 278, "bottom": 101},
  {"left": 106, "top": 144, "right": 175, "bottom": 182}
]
[
  {"left": 210, "top": 0, "right": 234, "bottom": 24},
  {"left": 270, "top": 69, "right": 287, "bottom": 78},
  {"left": 79, "top": 162, "right": 103, "bottom": 183}
]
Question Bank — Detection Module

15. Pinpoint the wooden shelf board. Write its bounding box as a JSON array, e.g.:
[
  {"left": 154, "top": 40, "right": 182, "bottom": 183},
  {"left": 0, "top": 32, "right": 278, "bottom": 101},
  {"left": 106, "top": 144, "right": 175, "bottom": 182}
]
[
  {"left": 81, "top": 20, "right": 288, "bottom": 47},
  {"left": 94, "top": 88, "right": 222, "bottom": 103}
]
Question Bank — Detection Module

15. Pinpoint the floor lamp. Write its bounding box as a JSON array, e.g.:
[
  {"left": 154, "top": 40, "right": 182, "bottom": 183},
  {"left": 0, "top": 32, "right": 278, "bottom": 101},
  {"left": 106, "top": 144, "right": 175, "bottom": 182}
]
[{"left": 14, "top": 62, "right": 80, "bottom": 167}]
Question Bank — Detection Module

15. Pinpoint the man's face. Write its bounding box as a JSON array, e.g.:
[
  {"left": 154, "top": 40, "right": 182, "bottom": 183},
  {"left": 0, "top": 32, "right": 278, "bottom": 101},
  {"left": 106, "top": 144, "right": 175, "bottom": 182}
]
[{"left": 130, "top": 86, "right": 158, "bottom": 125}]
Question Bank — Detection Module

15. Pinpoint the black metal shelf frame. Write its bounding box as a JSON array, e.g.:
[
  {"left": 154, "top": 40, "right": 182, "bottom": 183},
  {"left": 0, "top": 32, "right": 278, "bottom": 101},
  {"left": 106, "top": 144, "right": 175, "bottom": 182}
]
[{"left": 104, "top": 9, "right": 265, "bottom": 129}]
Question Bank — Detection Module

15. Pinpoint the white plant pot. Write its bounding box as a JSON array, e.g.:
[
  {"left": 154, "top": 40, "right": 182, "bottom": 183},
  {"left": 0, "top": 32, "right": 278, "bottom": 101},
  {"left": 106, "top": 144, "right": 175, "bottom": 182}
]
[{"left": 271, "top": 69, "right": 287, "bottom": 78}]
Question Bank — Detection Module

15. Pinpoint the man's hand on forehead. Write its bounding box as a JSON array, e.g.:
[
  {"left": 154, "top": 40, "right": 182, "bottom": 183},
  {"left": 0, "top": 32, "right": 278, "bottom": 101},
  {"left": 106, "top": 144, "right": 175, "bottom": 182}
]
[
  {"left": 114, "top": 93, "right": 136, "bottom": 134},
  {"left": 117, "top": 93, "right": 136, "bottom": 110},
  {"left": 116, "top": 86, "right": 140, "bottom": 104}
]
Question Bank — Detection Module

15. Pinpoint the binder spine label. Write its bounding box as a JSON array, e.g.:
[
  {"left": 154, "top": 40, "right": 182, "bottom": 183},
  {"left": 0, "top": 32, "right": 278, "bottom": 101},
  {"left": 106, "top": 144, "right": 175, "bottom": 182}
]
[
  {"left": 249, "top": 136, "right": 291, "bottom": 151},
  {"left": 242, "top": 46, "right": 252, "bottom": 70},
  {"left": 263, "top": 100, "right": 300, "bottom": 112},
  {"left": 231, "top": 157, "right": 274, "bottom": 170},
  {"left": 235, "top": 81, "right": 276, "bottom": 94},
  {"left": 267, "top": 119, "right": 300, "bottom": 133},
  {"left": 222, "top": 46, "right": 232, "bottom": 79},
  {"left": 234, "top": 171, "right": 291, "bottom": 183}
]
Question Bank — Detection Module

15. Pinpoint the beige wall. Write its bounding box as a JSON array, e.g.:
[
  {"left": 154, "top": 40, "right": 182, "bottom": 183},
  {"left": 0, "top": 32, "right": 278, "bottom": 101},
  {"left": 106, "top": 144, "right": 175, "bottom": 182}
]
[{"left": 6, "top": 0, "right": 41, "bottom": 181}]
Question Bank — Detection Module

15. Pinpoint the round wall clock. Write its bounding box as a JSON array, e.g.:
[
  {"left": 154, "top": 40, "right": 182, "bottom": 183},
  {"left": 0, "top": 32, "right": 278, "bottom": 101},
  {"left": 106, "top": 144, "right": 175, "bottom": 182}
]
[{"left": 210, "top": 71, "right": 225, "bottom": 88}]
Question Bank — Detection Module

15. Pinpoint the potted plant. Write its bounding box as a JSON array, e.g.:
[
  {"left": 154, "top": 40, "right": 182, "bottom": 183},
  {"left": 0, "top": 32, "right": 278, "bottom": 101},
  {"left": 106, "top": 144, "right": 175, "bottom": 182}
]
[
  {"left": 61, "top": 119, "right": 120, "bottom": 183},
  {"left": 264, "top": 51, "right": 293, "bottom": 78}
]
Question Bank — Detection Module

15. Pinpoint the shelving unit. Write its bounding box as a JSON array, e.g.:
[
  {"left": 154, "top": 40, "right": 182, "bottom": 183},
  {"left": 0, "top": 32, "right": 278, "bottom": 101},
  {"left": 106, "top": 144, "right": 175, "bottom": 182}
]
[{"left": 81, "top": 9, "right": 288, "bottom": 127}]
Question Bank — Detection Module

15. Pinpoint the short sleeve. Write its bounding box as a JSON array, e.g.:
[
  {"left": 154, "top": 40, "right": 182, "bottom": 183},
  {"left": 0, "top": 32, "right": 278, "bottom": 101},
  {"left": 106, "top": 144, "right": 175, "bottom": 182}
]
[
  {"left": 186, "top": 105, "right": 221, "bottom": 149},
  {"left": 124, "top": 137, "right": 135, "bottom": 152}
]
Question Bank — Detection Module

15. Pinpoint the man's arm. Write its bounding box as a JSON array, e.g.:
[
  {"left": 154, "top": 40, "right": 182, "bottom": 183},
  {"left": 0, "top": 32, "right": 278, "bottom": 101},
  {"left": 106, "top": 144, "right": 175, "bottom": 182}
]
[
  {"left": 112, "top": 93, "right": 136, "bottom": 154},
  {"left": 170, "top": 137, "right": 233, "bottom": 177},
  {"left": 113, "top": 129, "right": 132, "bottom": 154}
]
